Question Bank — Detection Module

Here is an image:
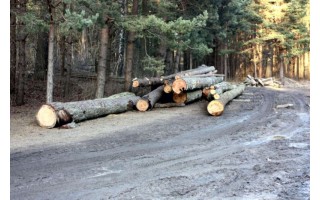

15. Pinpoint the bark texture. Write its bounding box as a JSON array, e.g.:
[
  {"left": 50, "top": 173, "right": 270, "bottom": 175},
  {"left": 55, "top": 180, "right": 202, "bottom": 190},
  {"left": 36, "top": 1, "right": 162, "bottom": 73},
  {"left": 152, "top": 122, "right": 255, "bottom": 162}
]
[
  {"left": 95, "top": 25, "right": 109, "bottom": 98},
  {"left": 172, "top": 76, "right": 224, "bottom": 94},
  {"left": 36, "top": 94, "right": 141, "bottom": 128}
]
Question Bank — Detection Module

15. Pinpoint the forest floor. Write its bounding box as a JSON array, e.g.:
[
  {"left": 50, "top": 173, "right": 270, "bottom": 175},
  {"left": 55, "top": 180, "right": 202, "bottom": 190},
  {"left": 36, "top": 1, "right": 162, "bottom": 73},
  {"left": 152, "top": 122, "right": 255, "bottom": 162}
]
[{"left": 10, "top": 79, "right": 310, "bottom": 199}]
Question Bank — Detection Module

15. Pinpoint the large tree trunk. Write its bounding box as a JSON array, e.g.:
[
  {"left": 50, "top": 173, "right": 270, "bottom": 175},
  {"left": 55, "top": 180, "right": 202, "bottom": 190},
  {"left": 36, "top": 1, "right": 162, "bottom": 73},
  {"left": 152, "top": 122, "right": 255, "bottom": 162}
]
[
  {"left": 136, "top": 85, "right": 164, "bottom": 111},
  {"left": 207, "top": 84, "right": 246, "bottom": 116},
  {"left": 124, "top": 0, "right": 138, "bottom": 91},
  {"left": 172, "top": 76, "right": 224, "bottom": 94},
  {"left": 10, "top": 0, "right": 17, "bottom": 94},
  {"left": 95, "top": 24, "right": 109, "bottom": 98},
  {"left": 36, "top": 92, "right": 141, "bottom": 128}
]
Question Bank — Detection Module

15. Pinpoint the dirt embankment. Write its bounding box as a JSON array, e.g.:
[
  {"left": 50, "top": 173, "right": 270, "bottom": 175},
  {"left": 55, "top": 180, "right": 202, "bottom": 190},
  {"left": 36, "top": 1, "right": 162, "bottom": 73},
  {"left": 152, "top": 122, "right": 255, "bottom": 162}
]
[{"left": 11, "top": 85, "right": 310, "bottom": 200}]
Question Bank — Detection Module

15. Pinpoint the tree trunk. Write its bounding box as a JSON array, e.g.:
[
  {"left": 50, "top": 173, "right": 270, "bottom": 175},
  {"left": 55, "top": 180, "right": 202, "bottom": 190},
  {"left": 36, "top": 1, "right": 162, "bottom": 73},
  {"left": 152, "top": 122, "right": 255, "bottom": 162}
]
[
  {"left": 207, "top": 84, "right": 246, "bottom": 116},
  {"left": 15, "top": 0, "right": 27, "bottom": 106},
  {"left": 46, "top": 23, "right": 55, "bottom": 103},
  {"left": 125, "top": 0, "right": 138, "bottom": 91},
  {"left": 265, "top": 44, "right": 272, "bottom": 78},
  {"left": 36, "top": 92, "right": 140, "bottom": 128},
  {"left": 136, "top": 85, "right": 164, "bottom": 111},
  {"left": 172, "top": 76, "right": 224, "bottom": 94},
  {"left": 95, "top": 25, "right": 109, "bottom": 98},
  {"left": 64, "top": 36, "right": 72, "bottom": 98},
  {"left": 174, "top": 50, "right": 181, "bottom": 73},
  {"left": 164, "top": 49, "right": 174, "bottom": 75},
  {"left": 16, "top": 38, "right": 26, "bottom": 106},
  {"left": 10, "top": 0, "right": 17, "bottom": 94},
  {"left": 35, "top": 25, "right": 49, "bottom": 80},
  {"left": 173, "top": 90, "right": 202, "bottom": 104}
]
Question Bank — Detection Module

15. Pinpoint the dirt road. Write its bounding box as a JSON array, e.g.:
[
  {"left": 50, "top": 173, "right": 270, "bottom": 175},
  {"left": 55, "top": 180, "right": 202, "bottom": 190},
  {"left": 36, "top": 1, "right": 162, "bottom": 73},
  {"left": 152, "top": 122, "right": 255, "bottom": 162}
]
[{"left": 10, "top": 86, "right": 310, "bottom": 199}]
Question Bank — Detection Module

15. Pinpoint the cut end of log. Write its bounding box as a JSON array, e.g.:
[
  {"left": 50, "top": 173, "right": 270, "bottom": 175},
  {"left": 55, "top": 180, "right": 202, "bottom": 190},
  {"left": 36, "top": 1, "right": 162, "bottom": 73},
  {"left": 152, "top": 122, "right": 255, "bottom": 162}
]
[
  {"left": 202, "top": 87, "right": 210, "bottom": 97},
  {"left": 207, "top": 101, "right": 224, "bottom": 116},
  {"left": 132, "top": 80, "right": 140, "bottom": 88},
  {"left": 172, "top": 79, "right": 187, "bottom": 94},
  {"left": 36, "top": 105, "right": 58, "bottom": 128},
  {"left": 164, "top": 84, "right": 172, "bottom": 93},
  {"left": 173, "top": 92, "right": 187, "bottom": 104},
  {"left": 213, "top": 93, "right": 220, "bottom": 100},
  {"left": 136, "top": 99, "right": 149, "bottom": 111}
]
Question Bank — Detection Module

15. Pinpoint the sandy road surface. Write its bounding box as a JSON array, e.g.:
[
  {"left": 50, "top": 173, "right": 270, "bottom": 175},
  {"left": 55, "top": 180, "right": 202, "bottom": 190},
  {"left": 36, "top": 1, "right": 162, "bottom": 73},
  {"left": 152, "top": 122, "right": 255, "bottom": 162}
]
[{"left": 10, "top": 86, "right": 310, "bottom": 199}]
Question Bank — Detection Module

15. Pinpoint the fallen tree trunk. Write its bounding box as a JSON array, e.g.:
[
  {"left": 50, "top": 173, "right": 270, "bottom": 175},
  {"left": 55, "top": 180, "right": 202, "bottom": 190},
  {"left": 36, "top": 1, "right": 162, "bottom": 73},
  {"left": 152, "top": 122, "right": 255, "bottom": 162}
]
[
  {"left": 207, "top": 84, "right": 246, "bottom": 116},
  {"left": 173, "top": 90, "right": 203, "bottom": 104},
  {"left": 36, "top": 93, "right": 141, "bottom": 128},
  {"left": 132, "top": 65, "right": 216, "bottom": 88},
  {"left": 136, "top": 85, "right": 164, "bottom": 111},
  {"left": 172, "top": 76, "right": 224, "bottom": 94}
]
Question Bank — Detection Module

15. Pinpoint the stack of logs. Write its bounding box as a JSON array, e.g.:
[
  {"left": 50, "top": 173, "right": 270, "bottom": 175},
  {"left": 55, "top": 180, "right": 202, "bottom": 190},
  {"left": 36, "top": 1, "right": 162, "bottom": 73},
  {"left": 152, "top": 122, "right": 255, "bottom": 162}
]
[
  {"left": 244, "top": 75, "right": 281, "bottom": 88},
  {"left": 36, "top": 65, "right": 246, "bottom": 128}
]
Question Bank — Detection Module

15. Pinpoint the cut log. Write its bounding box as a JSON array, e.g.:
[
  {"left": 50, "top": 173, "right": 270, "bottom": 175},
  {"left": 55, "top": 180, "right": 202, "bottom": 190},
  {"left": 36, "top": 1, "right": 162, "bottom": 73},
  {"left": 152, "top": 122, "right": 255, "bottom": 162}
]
[
  {"left": 174, "top": 66, "right": 216, "bottom": 79},
  {"left": 132, "top": 65, "right": 216, "bottom": 88},
  {"left": 244, "top": 75, "right": 257, "bottom": 86},
  {"left": 172, "top": 76, "right": 224, "bottom": 94},
  {"left": 204, "top": 82, "right": 236, "bottom": 101},
  {"left": 207, "top": 84, "right": 246, "bottom": 116},
  {"left": 174, "top": 70, "right": 217, "bottom": 79},
  {"left": 154, "top": 102, "right": 185, "bottom": 108},
  {"left": 132, "top": 77, "right": 164, "bottom": 88},
  {"left": 36, "top": 94, "right": 141, "bottom": 128},
  {"left": 136, "top": 85, "right": 164, "bottom": 111},
  {"left": 163, "top": 80, "right": 173, "bottom": 93},
  {"left": 255, "top": 78, "right": 264, "bottom": 87},
  {"left": 173, "top": 90, "right": 203, "bottom": 104}
]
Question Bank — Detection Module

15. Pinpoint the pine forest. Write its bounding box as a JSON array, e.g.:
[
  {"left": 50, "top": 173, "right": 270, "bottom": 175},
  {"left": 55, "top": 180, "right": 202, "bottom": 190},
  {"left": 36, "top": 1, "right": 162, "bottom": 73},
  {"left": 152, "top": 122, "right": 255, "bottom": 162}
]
[{"left": 10, "top": 0, "right": 310, "bottom": 105}]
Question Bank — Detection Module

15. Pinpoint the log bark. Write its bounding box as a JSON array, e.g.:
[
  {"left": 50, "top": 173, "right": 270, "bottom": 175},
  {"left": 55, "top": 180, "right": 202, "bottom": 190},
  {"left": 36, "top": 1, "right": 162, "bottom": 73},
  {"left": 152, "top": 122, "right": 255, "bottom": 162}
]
[
  {"left": 172, "top": 76, "right": 224, "bottom": 94},
  {"left": 174, "top": 67, "right": 216, "bottom": 79},
  {"left": 36, "top": 94, "right": 141, "bottom": 128},
  {"left": 173, "top": 90, "right": 203, "bottom": 104},
  {"left": 132, "top": 77, "right": 164, "bottom": 88},
  {"left": 132, "top": 65, "right": 216, "bottom": 88},
  {"left": 136, "top": 85, "right": 164, "bottom": 111},
  {"left": 207, "top": 84, "right": 246, "bottom": 116}
]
